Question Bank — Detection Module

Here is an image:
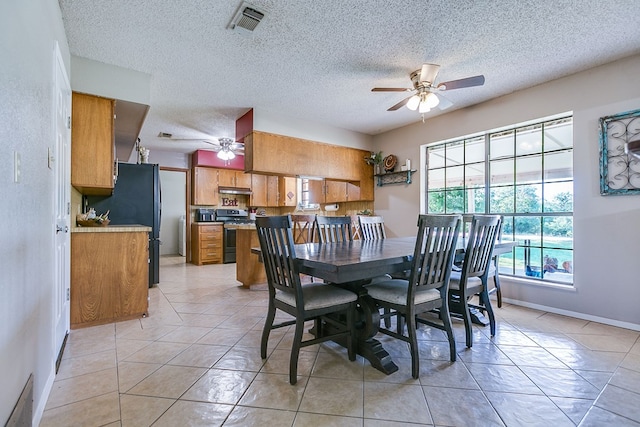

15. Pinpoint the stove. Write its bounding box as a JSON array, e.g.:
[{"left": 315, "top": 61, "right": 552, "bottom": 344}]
[{"left": 215, "top": 209, "right": 253, "bottom": 263}]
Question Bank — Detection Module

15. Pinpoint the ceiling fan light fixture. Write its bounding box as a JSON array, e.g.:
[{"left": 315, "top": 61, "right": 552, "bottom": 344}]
[
  {"left": 406, "top": 95, "right": 420, "bottom": 111},
  {"left": 425, "top": 92, "right": 440, "bottom": 108},
  {"left": 418, "top": 102, "right": 430, "bottom": 114}
]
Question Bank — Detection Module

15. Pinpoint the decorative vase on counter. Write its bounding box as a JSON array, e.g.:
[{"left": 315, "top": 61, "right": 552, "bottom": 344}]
[{"left": 374, "top": 164, "right": 382, "bottom": 175}]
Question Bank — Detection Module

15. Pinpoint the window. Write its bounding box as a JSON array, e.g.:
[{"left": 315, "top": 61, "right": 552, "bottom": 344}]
[{"left": 424, "top": 115, "right": 573, "bottom": 285}]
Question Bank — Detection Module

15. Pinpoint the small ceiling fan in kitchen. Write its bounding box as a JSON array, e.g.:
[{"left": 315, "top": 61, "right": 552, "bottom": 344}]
[
  {"left": 159, "top": 133, "right": 244, "bottom": 161},
  {"left": 371, "top": 63, "right": 485, "bottom": 119}
]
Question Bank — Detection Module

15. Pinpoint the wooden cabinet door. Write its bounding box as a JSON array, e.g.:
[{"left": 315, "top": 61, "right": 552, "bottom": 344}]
[
  {"left": 347, "top": 181, "right": 361, "bottom": 201},
  {"left": 307, "top": 179, "right": 325, "bottom": 204},
  {"left": 235, "top": 171, "right": 252, "bottom": 188},
  {"left": 250, "top": 174, "right": 268, "bottom": 207},
  {"left": 325, "top": 180, "right": 348, "bottom": 203},
  {"left": 71, "top": 92, "right": 114, "bottom": 195},
  {"left": 267, "top": 175, "right": 279, "bottom": 207},
  {"left": 278, "top": 176, "right": 298, "bottom": 206},
  {"left": 217, "top": 169, "right": 235, "bottom": 187},
  {"left": 192, "top": 167, "right": 218, "bottom": 205}
]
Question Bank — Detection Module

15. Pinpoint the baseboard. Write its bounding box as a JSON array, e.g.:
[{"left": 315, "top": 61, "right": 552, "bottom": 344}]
[
  {"left": 502, "top": 297, "right": 640, "bottom": 332},
  {"left": 32, "top": 366, "right": 56, "bottom": 427}
]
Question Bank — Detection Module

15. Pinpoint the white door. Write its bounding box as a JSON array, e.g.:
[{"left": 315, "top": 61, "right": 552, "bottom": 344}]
[
  {"left": 53, "top": 42, "right": 71, "bottom": 364},
  {"left": 159, "top": 170, "right": 187, "bottom": 256}
]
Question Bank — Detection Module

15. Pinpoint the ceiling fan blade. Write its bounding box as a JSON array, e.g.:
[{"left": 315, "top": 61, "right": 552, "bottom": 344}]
[
  {"left": 419, "top": 63, "right": 440, "bottom": 84},
  {"left": 437, "top": 74, "right": 485, "bottom": 91},
  {"left": 435, "top": 93, "right": 453, "bottom": 110},
  {"left": 372, "top": 87, "right": 412, "bottom": 92},
  {"left": 388, "top": 95, "right": 414, "bottom": 111}
]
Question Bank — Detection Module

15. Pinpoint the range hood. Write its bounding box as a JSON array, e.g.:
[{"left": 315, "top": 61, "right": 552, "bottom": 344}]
[{"left": 218, "top": 186, "right": 252, "bottom": 195}]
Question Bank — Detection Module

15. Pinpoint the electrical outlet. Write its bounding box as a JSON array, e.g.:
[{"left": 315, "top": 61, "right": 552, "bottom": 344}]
[{"left": 14, "top": 151, "right": 21, "bottom": 183}]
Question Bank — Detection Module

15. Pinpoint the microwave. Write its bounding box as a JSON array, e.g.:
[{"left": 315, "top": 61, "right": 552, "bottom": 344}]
[{"left": 196, "top": 208, "right": 215, "bottom": 222}]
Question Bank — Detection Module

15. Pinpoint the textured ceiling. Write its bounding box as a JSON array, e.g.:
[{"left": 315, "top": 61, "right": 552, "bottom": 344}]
[{"left": 59, "top": 0, "right": 640, "bottom": 155}]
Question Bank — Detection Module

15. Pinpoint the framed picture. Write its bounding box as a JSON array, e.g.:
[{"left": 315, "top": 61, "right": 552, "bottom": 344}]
[{"left": 599, "top": 108, "right": 640, "bottom": 195}]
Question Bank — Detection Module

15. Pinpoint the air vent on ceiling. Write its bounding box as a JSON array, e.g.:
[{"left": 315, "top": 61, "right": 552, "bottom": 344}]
[{"left": 228, "top": 2, "right": 265, "bottom": 33}]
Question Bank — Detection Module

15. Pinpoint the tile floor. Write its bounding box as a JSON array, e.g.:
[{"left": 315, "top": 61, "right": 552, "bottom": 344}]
[{"left": 41, "top": 256, "right": 640, "bottom": 426}]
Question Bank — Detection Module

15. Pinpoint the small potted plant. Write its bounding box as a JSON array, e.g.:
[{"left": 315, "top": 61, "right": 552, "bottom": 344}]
[{"left": 365, "top": 151, "right": 383, "bottom": 175}]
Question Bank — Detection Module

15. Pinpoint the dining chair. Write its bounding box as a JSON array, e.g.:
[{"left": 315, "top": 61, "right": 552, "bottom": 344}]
[
  {"left": 256, "top": 215, "right": 358, "bottom": 385},
  {"left": 313, "top": 215, "right": 353, "bottom": 243},
  {"left": 365, "top": 214, "right": 461, "bottom": 379},
  {"left": 462, "top": 214, "right": 504, "bottom": 307},
  {"left": 450, "top": 214, "right": 502, "bottom": 348},
  {"left": 290, "top": 214, "right": 316, "bottom": 244},
  {"left": 358, "top": 215, "right": 387, "bottom": 240}
]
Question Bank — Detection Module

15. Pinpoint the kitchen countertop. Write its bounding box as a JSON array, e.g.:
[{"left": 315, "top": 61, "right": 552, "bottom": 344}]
[{"left": 72, "top": 224, "right": 152, "bottom": 233}]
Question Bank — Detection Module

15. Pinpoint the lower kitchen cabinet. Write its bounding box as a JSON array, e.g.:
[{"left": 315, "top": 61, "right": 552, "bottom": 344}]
[
  {"left": 191, "top": 223, "right": 223, "bottom": 265},
  {"left": 236, "top": 227, "right": 266, "bottom": 288},
  {"left": 71, "top": 229, "right": 149, "bottom": 328}
]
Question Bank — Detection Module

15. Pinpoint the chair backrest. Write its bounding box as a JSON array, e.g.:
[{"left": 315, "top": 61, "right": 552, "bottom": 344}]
[
  {"left": 255, "top": 215, "right": 303, "bottom": 302},
  {"left": 290, "top": 214, "right": 316, "bottom": 243},
  {"left": 359, "top": 215, "right": 386, "bottom": 240},
  {"left": 460, "top": 215, "right": 502, "bottom": 282},
  {"left": 314, "top": 215, "right": 353, "bottom": 243},
  {"left": 408, "top": 214, "right": 461, "bottom": 299}
]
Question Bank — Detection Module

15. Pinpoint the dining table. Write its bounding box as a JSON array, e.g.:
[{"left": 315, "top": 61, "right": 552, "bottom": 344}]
[{"left": 290, "top": 236, "right": 517, "bottom": 374}]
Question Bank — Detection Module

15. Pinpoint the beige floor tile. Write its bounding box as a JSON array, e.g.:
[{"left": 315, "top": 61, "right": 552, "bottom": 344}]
[
  {"left": 238, "top": 372, "right": 307, "bottom": 411},
  {"left": 294, "top": 412, "right": 363, "bottom": 426},
  {"left": 40, "top": 391, "right": 120, "bottom": 427},
  {"left": 46, "top": 367, "right": 118, "bottom": 409},
  {"left": 127, "top": 365, "right": 205, "bottom": 398},
  {"left": 363, "top": 420, "right": 430, "bottom": 426},
  {"left": 299, "top": 377, "right": 364, "bottom": 417},
  {"left": 418, "top": 358, "right": 479, "bottom": 389},
  {"left": 61, "top": 335, "right": 116, "bottom": 360},
  {"left": 178, "top": 313, "right": 229, "bottom": 328},
  {"left": 595, "top": 384, "right": 640, "bottom": 422},
  {"left": 457, "top": 343, "right": 514, "bottom": 365},
  {"left": 416, "top": 339, "right": 456, "bottom": 361},
  {"left": 485, "top": 391, "right": 574, "bottom": 426},
  {"left": 498, "top": 345, "right": 568, "bottom": 369},
  {"left": 566, "top": 332, "right": 638, "bottom": 352},
  {"left": 167, "top": 343, "right": 230, "bottom": 368},
  {"left": 119, "top": 394, "right": 174, "bottom": 427},
  {"left": 181, "top": 368, "right": 256, "bottom": 404},
  {"left": 152, "top": 400, "right": 233, "bottom": 427},
  {"left": 549, "top": 396, "right": 594, "bottom": 424},
  {"left": 363, "top": 382, "right": 430, "bottom": 423},
  {"left": 56, "top": 349, "right": 117, "bottom": 380},
  {"left": 115, "top": 338, "right": 153, "bottom": 360},
  {"left": 422, "top": 386, "right": 503, "bottom": 426},
  {"left": 156, "top": 325, "right": 212, "bottom": 344},
  {"left": 580, "top": 406, "right": 640, "bottom": 426},
  {"left": 117, "top": 324, "right": 178, "bottom": 341},
  {"left": 465, "top": 364, "right": 542, "bottom": 394},
  {"left": 547, "top": 347, "right": 626, "bottom": 372},
  {"left": 213, "top": 346, "right": 267, "bottom": 371},
  {"left": 609, "top": 367, "right": 640, "bottom": 394},
  {"left": 622, "top": 353, "right": 640, "bottom": 373},
  {"left": 197, "top": 327, "right": 245, "bottom": 346},
  {"left": 122, "top": 340, "right": 189, "bottom": 364},
  {"left": 260, "top": 348, "right": 318, "bottom": 377},
  {"left": 520, "top": 331, "right": 586, "bottom": 350},
  {"left": 311, "top": 349, "right": 364, "bottom": 381},
  {"left": 519, "top": 366, "right": 600, "bottom": 398},
  {"left": 363, "top": 356, "right": 421, "bottom": 384},
  {"left": 117, "top": 361, "right": 162, "bottom": 392},
  {"left": 225, "top": 406, "right": 297, "bottom": 426}
]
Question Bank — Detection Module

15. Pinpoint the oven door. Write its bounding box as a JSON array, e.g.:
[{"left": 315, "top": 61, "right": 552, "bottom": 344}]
[{"left": 223, "top": 227, "right": 237, "bottom": 263}]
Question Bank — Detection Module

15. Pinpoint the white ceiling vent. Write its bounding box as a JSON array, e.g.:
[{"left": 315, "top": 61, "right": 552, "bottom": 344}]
[{"left": 228, "top": 2, "right": 265, "bottom": 34}]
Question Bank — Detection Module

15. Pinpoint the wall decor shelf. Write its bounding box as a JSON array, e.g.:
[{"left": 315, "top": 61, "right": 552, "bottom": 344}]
[{"left": 375, "top": 170, "right": 416, "bottom": 187}]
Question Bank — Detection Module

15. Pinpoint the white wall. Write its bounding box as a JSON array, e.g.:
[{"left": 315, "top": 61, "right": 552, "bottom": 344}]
[
  {"left": 159, "top": 170, "right": 187, "bottom": 255},
  {"left": 0, "top": 0, "right": 70, "bottom": 423},
  {"left": 373, "top": 54, "right": 640, "bottom": 329}
]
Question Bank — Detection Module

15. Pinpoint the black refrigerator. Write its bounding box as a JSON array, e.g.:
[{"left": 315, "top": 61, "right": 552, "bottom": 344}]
[{"left": 85, "top": 163, "right": 161, "bottom": 287}]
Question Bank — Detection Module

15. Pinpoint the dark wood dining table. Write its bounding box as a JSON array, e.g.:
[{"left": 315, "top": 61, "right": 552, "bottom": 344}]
[{"left": 291, "top": 237, "right": 517, "bottom": 374}]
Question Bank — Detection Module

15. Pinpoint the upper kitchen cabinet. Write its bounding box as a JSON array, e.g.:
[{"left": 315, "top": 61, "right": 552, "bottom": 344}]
[
  {"left": 278, "top": 176, "right": 297, "bottom": 206},
  {"left": 250, "top": 174, "right": 279, "bottom": 207},
  {"left": 192, "top": 166, "right": 218, "bottom": 205},
  {"left": 218, "top": 169, "right": 252, "bottom": 188},
  {"left": 71, "top": 92, "right": 115, "bottom": 195}
]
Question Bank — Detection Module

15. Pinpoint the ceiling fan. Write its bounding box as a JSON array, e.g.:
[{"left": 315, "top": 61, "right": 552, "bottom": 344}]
[
  {"left": 372, "top": 63, "right": 485, "bottom": 115},
  {"left": 159, "top": 133, "right": 244, "bottom": 160}
]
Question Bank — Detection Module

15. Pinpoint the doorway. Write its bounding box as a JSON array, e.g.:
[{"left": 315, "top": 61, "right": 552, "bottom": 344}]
[{"left": 159, "top": 169, "right": 187, "bottom": 257}]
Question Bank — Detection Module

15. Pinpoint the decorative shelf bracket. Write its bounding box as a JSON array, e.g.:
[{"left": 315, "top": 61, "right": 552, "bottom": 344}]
[{"left": 375, "top": 170, "right": 416, "bottom": 187}]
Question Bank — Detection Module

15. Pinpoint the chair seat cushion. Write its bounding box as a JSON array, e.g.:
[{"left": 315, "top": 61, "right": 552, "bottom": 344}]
[
  {"left": 449, "top": 271, "right": 483, "bottom": 290},
  {"left": 275, "top": 283, "right": 357, "bottom": 311},
  {"left": 366, "top": 279, "right": 441, "bottom": 305}
]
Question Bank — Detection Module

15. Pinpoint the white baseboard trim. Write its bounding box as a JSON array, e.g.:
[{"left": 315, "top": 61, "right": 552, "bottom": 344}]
[
  {"left": 502, "top": 297, "right": 640, "bottom": 332},
  {"left": 33, "top": 364, "right": 56, "bottom": 427}
]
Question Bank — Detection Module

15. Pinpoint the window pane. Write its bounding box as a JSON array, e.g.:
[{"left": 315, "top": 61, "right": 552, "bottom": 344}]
[
  {"left": 501, "top": 215, "right": 514, "bottom": 240},
  {"left": 446, "top": 165, "right": 464, "bottom": 188},
  {"left": 515, "top": 216, "right": 541, "bottom": 246},
  {"left": 544, "top": 117, "right": 573, "bottom": 151},
  {"left": 543, "top": 216, "right": 573, "bottom": 247},
  {"left": 490, "top": 185, "right": 514, "bottom": 213},
  {"left": 447, "top": 142, "right": 464, "bottom": 166},
  {"left": 490, "top": 130, "right": 513, "bottom": 159},
  {"left": 515, "top": 184, "right": 542, "bottom": 213},
  {"left": 490, "top": 158, "right": 514, "bottom": 185},
  {"left": 540, "top": 248, "right": 573, "bottom": 283},
  {"left": 428, "top": 191, "right": 445, "bottom": 213},
  {"left": 428, "top": 168, "right": 445, "bottom": 190},
  {"left": 523, "top": 245, "right": 543, "bottom": 279},
  {"left": 469, "top": 188, "right": 485, "bottom": 213},
  {"left": 516, "top": 124, "right": 543, "bottom": 156},
  {"left": 428, "top": 145, "right": 445, "bottom": 169},
  {"left": 516, "top": 155, "right": 542, "bottom": 184},
  {"left": 445, "top": 189, "right": 464, "bottom": 213},
  {"left": 465, "top": 163, "right": 485, "bottom": 188},
  {"left": 544, "top": 150, "right": 573, "bottom": 181},
  {"left": 465, "top": 136, "right": 485, "bottom": 163},
  {"left": 544, "top": 182, "right": 573, "bottom": 213}
]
